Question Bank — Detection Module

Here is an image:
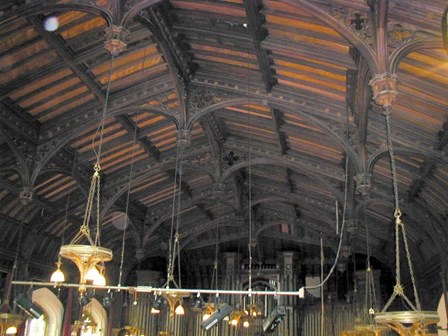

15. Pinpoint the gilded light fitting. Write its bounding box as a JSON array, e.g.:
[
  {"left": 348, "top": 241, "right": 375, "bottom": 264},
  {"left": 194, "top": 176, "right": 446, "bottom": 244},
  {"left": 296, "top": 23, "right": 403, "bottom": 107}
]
[
  {"left": 0, "top": 313, "right": 23, "bottom": 336},
  {"left": 59, "top": 164, "right": 112, "bottom": 292}
]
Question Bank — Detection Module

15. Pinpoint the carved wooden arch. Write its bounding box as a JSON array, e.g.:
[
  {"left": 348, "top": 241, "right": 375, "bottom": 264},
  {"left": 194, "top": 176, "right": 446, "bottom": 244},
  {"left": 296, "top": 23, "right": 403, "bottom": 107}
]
[
  {"left": 121, "top": 0, "right": 164, "bottom": 27},
  {"left": 31, "top": 105, "right": 180, "bottom": 189},
  {"left": 367, "top": 146, "right": 448, "bottom": 175},
  {"left": 0, "top": 165, "right": 25, "bottom": 180},
  {"left": 0, "top": 3, "right": 113, "bottom": 30},
  {"left": 141, "top": 188, "right": 217, "bottom": 244},
  {"left": 251, "top": 195, "right": 335, "bottom": 215},
  {"left": 0, "top": 124, "right": 31, "bottom": 183},
  {"left": 389, "top": 38, "right": 444, "bottom": 73},
  {"left": 253, "top": 222, "right": 335, "bottom": 250},
  {"left": 100, "top": 158, "right": 216, "bottom": 218},
  {"left": 281, "top": 0, "right": 379, "bottom": 74},
  {"left": 353, "top": 197, "right": 444, "bottom": 263},
  {"left": 134, "top": 14, "right": 189, "bottom": 127},
  {"left": 188, "top": 96, "right": 360, "bottom": 171},
  {"left": 179, "top": 222, "right": 242, "bottom": 251},
  {"left": 220, "top": 158, "right": 344, "bottom": 203}
]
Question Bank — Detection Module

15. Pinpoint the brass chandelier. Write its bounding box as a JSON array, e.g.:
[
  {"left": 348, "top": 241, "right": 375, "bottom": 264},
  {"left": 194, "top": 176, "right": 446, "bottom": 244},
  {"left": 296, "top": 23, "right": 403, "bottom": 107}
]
[
  {"left": 370, "top": 77, "right": 439, "bottom": 335},
  {"left": 58, "top": 163, "right": 113, "bottom": 292},
  {"left": 51, "top": 55, "right": 116, "bottom": 293}
]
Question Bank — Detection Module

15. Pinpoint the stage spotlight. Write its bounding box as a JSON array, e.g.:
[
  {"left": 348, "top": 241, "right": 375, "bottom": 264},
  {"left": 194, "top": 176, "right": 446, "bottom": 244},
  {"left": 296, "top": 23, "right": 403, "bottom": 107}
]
[
  {"left": 102, "top": 294, "right": 112, "bottom": 309},
  {"left": 201, "top": 304, "right": 232, "bottom": 331},
  {"left": 191, "top": 294, "right": 204, "bottom": 312},
  {"left": 80, "top": 293, "right": 91, "bottom": 307},
  {"left": 14, "top": 294, "right": 43, "bottom": 319},
  {"left": 151, "top": 295, "right": 164, "bottom": 314},
  {"left": 263, "top": 305, "right": 286, "bottom": 333}
]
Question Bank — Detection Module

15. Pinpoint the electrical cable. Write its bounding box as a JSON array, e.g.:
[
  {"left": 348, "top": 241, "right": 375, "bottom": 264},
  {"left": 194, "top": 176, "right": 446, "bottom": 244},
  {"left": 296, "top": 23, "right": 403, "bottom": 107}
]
[{"left": 118, "top": 45, "right": 148, "bottom": 287}]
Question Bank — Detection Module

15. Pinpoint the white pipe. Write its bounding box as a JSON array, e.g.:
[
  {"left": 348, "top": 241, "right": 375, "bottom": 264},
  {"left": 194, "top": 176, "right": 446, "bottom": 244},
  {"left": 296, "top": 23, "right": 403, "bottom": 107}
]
[{"left": 12, "top": 281, "right": 305, "bottom": 297}]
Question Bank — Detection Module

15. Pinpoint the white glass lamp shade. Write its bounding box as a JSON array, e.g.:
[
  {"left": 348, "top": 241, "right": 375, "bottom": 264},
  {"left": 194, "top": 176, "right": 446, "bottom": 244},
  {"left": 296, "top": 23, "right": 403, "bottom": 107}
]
[{"left": 86, "top": 266, "right": 100, "bottom": 281}]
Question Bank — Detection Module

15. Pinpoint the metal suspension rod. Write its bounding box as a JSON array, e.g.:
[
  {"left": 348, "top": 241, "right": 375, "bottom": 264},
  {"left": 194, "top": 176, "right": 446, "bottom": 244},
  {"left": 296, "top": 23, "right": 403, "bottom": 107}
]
[{"left": 11, "top": 281, "right": 306, "bottom": 297}]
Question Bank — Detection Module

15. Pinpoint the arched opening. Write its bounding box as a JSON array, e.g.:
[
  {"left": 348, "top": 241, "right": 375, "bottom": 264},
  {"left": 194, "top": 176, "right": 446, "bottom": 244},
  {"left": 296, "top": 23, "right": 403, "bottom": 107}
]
[
  {"left": 80, "top": 299, "right": 107, "bottom": 336},
  {"left": 27, "top": 288, "right": 63, "bottom": 336}
]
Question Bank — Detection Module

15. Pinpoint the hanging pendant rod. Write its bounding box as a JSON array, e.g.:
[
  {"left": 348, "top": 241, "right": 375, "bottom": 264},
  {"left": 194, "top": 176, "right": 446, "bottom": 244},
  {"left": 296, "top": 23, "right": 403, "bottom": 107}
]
[{"left": 11, "top": 280, "right": 305, "bottom": 297}]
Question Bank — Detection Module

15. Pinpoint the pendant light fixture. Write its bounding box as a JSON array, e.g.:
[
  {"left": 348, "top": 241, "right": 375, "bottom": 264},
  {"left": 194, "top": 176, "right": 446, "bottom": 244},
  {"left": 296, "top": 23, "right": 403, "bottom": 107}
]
[
  {"left": 370, "top": 93, "right": 439, "bottom": 333},
  {"left": 157, "top": 138, "right": 189, "bottom": 318},
  {"left": 58, "top": 56, "right": 115, "bottom": 294}
]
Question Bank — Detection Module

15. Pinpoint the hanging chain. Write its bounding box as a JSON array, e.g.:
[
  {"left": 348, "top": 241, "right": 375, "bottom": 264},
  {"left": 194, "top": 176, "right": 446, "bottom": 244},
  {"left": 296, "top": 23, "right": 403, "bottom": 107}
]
[
  {"left": 363, "top": 205, "right": 377, "bottom": 314},
  {"left": 72, "top": 164, "right": 101, "bottom": 245},
  {"left": 383, "top": 106, "right": 421, "bottom": 312},
  {"left": 165, "top": 141, "right": 184, "bottom": 288},
  {"left": 94, "top": 55, "right": 115, "bottom": 164},
  {"left": 384, "top": 108, "right": 400, "bottom": 210},
  {"left": 400, "top": 216, "right": 421, "bottom": 310}
]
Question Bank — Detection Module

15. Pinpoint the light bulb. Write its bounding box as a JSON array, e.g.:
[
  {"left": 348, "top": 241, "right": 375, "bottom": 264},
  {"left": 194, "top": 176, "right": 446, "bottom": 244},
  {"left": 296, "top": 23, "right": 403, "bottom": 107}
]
[
  {"left": 202, "top": 313, "right": 211, "bottom": 321},
  {"left": 93, "top": 273, "right": 106, "bottom": 286},
  {"left": 243, "top": 320, "right": 249, "bottom": 328},
  {"left": 5, "top": 326, "right": 17, "bottom": 334},
  {"left": 150, "top": 308, "right": 160, "bottom": 314},
  {"left": 230, "top": 318, "right": 238, "bottom": 326},
  {"left": 86, "top": 266, "right": 100, "bottom": 281},
  {"left": 175, "top": 304, "right": 185, "bottom": 315},
  {"left": 51, "top": 267, "right": 65, "bottom": 282}
]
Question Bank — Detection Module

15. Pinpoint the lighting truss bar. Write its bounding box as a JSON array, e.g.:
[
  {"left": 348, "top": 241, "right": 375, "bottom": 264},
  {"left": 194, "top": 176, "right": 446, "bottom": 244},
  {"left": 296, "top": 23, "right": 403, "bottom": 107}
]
[{"left": 12, "top": 281, "right": 305, "bottom": 297}]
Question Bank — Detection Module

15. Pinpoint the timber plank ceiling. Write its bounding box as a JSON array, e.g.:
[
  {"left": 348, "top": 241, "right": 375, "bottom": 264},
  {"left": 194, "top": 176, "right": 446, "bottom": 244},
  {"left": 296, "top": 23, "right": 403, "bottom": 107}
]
[{"left": 0, "top": 0, "right": 447, "bottom": 304}]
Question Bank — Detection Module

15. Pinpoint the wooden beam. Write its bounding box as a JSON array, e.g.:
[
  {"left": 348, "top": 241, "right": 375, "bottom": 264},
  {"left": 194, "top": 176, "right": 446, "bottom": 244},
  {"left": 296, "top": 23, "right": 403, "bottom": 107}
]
[
  {"left": 408, "top": 121, "right": 448, "bottom": 202},
  {"left": 116, "top": 114, "right": 161, "bottom": 161},
  {"left": 28, "top": 16, "right": 106, "bottom": 102},
  {"left": 243, "top": 0, "right": 276, "bottom": 92},
  {"left": 271, "top": 108, "right": 287, "bottom": 155}
]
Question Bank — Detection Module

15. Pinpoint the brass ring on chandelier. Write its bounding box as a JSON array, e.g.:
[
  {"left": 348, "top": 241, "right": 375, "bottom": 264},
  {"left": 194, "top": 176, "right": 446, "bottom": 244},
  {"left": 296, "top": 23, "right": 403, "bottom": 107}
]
[
  {"left": 60, "top": 245, "right": 113, "bottom": 263},
  {"left": 375, "top": 310, "right": 439, "bottom": 324}
]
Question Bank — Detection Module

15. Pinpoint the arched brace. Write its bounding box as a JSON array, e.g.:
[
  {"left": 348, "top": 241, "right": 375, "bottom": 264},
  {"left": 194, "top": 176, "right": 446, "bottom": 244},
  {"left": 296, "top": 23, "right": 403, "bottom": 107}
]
[
  {"left": 367, "top": 146, "right": 448, "bottom": 175},
  {"left": 0, "top": 165, "right": 25, "bottom": 180},
  {"left": 0, "top": 3, "right": 113, "bottom": 29},
  {"left": 100, "top": 160, "right": 216, "bottom": 218},
  {"left": 390, "top": 38, "right": 444, "bottom": 73},
  {"left": 187, "top": 96, "right": 359, "bottom": 171},
  {"left": 220, "top": 158, "right": 344, "bottom": 203},
  {"left": 354, "top": 198, "right": 445, "bottom": 265},
  {"left": 179, "top": 221, "right": 241, "bottom": 251},
  {"left": 0, "top": 124, "right": 31, "bottom": 183},
  {"left": 281, "top": 0, "right": 379, "bottom": 74},
  {"left": 254, "top": 221, "right": 333, "bottom": 249},
  {"left": 134, "top": 14, "right": 189, "bottom": 128},
  {"left": 121, "top": 0, "right": 164, "bottom": 27},
  {"left": 187, "top": 97, "right": 264, "bottom": 129},
  {"left": 141, "top": 190, "right": 239, "bottom": 244},
  {"left": 31, "top": 106, "right": 180, "bottom": 188}
]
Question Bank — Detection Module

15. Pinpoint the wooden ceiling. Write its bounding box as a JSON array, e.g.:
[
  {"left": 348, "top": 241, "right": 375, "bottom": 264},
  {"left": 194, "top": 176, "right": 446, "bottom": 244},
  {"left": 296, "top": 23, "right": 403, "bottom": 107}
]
[{"left": 1, "top": 0, "right": 447, "bottom": 296}]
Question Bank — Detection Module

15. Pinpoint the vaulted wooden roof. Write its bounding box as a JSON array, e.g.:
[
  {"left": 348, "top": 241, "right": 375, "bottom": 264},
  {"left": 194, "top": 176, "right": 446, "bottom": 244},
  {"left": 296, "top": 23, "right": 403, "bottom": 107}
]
[{"left": 1, "top": 0, "right": 447, "bottom": 304}]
